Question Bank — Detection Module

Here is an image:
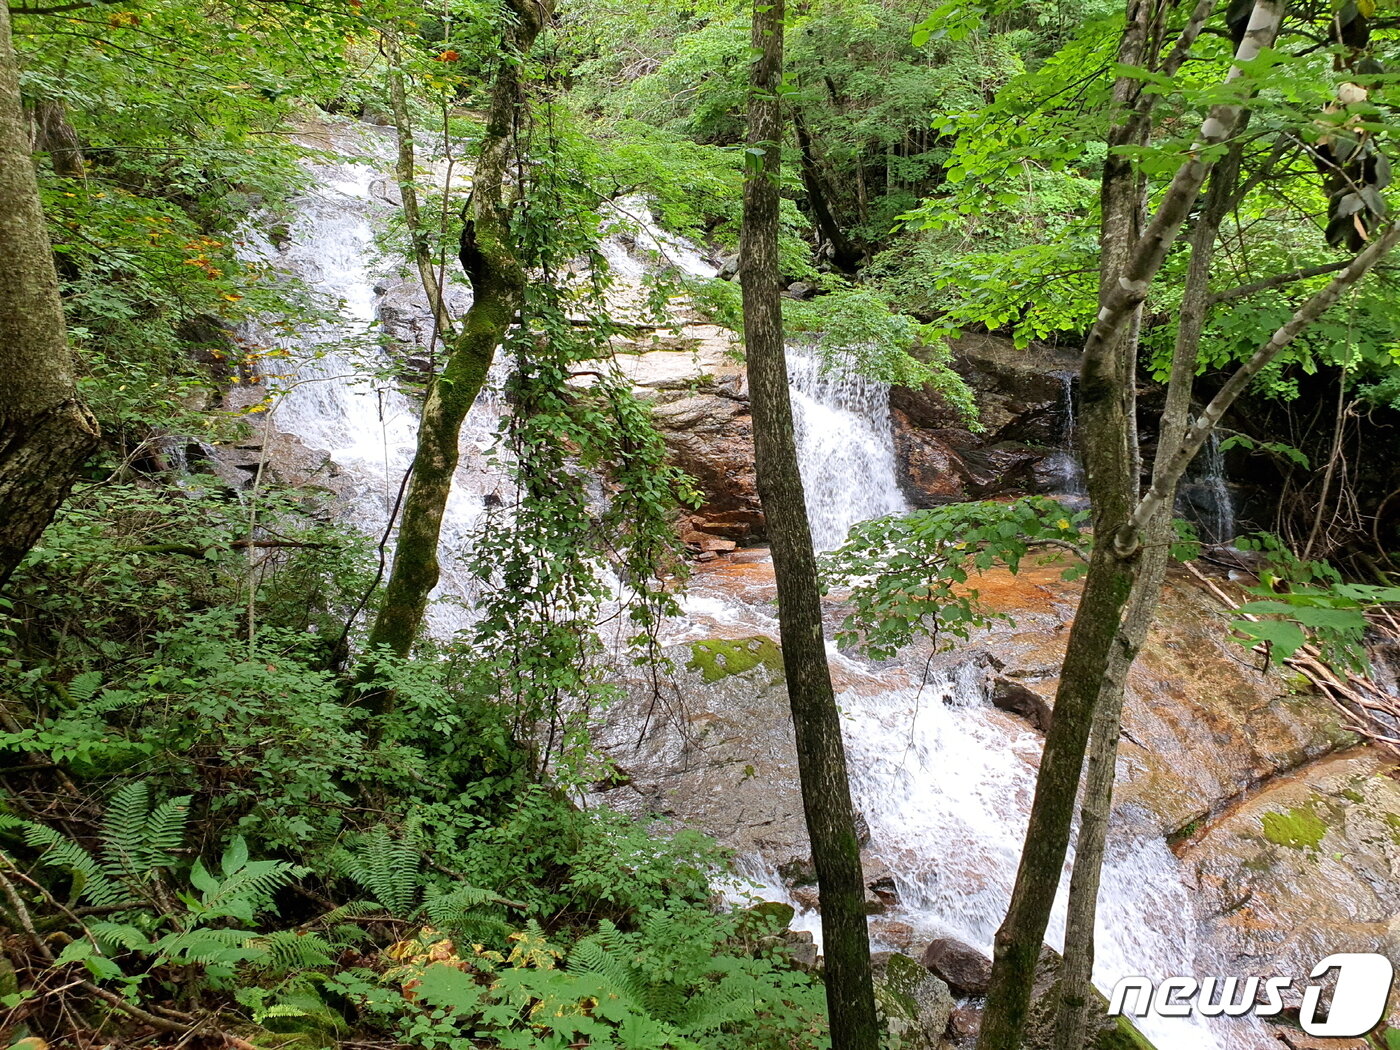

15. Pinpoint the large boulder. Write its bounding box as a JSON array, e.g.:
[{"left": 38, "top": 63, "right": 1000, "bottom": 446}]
[
  {"left": 871, "top": 951, "right": 954, "bottom": 1050},
  {"left": 919, "top": 937, "right": 993, "bottom": 997}
]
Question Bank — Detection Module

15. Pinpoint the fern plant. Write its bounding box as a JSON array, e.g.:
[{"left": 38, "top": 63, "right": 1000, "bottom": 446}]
[
  {"left": 5, "top": 782, "right": 314, "bottom": 988},
  {"left": 335, "top": 825, "right": 511, "bottom": 943},
  {"left": 14, "top": 780, "right": 189, "bottom": 909}
]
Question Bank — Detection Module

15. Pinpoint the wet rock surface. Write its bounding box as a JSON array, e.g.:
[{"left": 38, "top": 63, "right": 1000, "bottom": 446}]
[
  {"left": 607, "top": 330, "right": 1089, "bottom": 543},
  {"left": 872, "top": 951, "right": 954, "bottom": 1050},
  {"left": 590, "top": 551, "right": 1393, "bottom": 1048},
  {"left": 1178, "top": 748, "right": 1400, "bottom": 999},
  {"left": 919, "top": 937, "right": 993, "bottom": 997}
]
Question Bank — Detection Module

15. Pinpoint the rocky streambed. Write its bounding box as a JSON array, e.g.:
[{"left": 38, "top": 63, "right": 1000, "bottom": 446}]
[{"left": 238, "top": 130, "right": 1397, "bottom": 1049}]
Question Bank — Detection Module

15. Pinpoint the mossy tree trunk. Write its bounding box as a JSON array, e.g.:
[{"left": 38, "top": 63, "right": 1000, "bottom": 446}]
[
  {"left": 362, "top": 0, "right": 551, "bottom": 678},
  {"left": 0, "top": 3, "right": 98, "bottom": 589},
  {"left": 739, "top": 3, "right": 879, "bottom": 1049}
]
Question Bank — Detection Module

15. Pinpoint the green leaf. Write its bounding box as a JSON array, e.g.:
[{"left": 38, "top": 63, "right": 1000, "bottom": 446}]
[{"left": 1233, "top": 619, "right": 1307, "bottom": 659}]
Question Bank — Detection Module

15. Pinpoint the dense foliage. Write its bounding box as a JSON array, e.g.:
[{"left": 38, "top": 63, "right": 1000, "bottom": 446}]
[{"left": 5, "top": 0, "right": 1400, "bottom": 1046}]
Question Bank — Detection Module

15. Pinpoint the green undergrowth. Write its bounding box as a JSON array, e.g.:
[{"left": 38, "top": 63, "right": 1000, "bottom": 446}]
[{"left": 0, "top": 478, "right": 826, "bottom": 1049}]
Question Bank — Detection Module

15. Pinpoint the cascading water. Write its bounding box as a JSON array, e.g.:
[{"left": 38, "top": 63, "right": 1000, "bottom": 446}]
[
  {"left": 1043, "top": 371, "right": 1238, "bottom": 545},
  {"left": 788, "top": 345, "right": 909, "bottom": 551},
  {"left": 1176, "top": 430, "right": 1236, "bottom": 546},
  {"left": 252, "top": 123, "right": 1270, "bottom": 1050},
  {"left": 1043, "top": 369, "right": 1088, "bottom": 506},
  {"left": 241, "top": 126, "right": 508, "bottom": 635}
]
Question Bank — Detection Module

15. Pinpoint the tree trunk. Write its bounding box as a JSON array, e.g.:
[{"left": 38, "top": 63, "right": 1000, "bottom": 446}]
[
  {"left": 363, "top": 0, "right": 550, "bottom": 672},
  {"left": 739, "top": 4, "right": 878, "bottom": 1049},
  {"left": 0, "top": 2, "right": 98, "bottom": 589},
  {"left": 1051, "top": 146, "right": 1240, "bottom": 1050},
  {"left": 792, "top": 110, "right": 862, "bottom": 272},
  {"left": 977, "top": 6, "right": 1285, "bottom": 1047}
]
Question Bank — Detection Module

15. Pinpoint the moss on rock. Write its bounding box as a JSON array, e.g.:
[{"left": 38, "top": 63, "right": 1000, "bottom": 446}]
[
  {"left": 1261, "top": 805, "right": 1327, "bottom": 851},
  {"left": 686, "top": 636, "right": 784, "bottom": 683},
  {"left": 871, "top": 951, "right": 953, "bottom": 1050}
]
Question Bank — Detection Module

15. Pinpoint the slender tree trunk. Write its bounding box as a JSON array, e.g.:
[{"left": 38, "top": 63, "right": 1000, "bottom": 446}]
[
  {"left": 978, "top": 6, "right": 1286, "bottom": 1047},
  {"left": 385, "top": 25, "right": 452, "bottom": 345},
  {"left": 362, "top": 0, "right": 549, "bottom": 672},
  {"left": 739, "top": 4, "right": 878, "bottom": 1049},
  {"left": 1051, "top": 147, "right": 1240, "bottom": 1050},
  {"left": 0, "top": 3, "right": 98, "bottom": 589},
  {"left": 792, "top": 110, "right": 862, "bottom": 272}
]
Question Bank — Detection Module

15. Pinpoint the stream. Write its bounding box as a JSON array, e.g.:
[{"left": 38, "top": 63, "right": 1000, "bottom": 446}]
[{"left": 248, "top": 122, "right": 1273, "bottom": 1050}]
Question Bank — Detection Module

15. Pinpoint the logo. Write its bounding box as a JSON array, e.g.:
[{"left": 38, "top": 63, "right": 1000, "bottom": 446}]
[{"left": 1107, "top": 953, "right": 1394, "bottom": 1037}]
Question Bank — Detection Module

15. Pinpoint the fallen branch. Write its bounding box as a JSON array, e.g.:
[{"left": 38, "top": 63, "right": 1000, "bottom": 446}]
[{"left": 1182, "top": 560, "right": 1400, "bottom": 758}]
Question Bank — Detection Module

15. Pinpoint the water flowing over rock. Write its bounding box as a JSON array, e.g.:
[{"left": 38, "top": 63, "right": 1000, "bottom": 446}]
[{"left": 235, "top": 120, "right": 1397, "bottom": 1050}]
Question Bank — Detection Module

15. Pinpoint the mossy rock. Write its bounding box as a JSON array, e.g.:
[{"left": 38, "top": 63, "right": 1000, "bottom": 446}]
[
  {"left": 1260, "top": 805, "right": 1327, "bottom": 851},
  {"left": 871, "top": 951, "right": 953, "bottom": 1050},
  {"left": 737, "top": 899, "right": 796, "bottom": 934},
  {"left": 686, "top": 636, "right": 784, "bottom": 683}
]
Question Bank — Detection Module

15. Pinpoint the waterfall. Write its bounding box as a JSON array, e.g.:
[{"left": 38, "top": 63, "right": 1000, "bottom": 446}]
[
  {"left": 241, "top": 126, "right": 507, "bottom": 636},
  {"left": 252, "top": 124, "right": 1269, "bottom": 1050},
  {"left": 838, "top": 672, "right": 1267, "bottom": 1050},
  {"left": 1043, "top": 371, "right": 1238, "bottom": 544},
  {"left": 1043, "top": 369, "right": 1088, "bottom": 506},
  {"left": 788, "top": 345, "right": 909, "bottom": 551},
  {"left": 1176, "top": 430, "right": 1236, "bottom": 546}
]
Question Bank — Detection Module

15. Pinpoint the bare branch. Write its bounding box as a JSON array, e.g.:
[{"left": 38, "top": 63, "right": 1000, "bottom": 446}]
[{"left": 1210, "top": 259, "right": 1352, "bottom": 303}]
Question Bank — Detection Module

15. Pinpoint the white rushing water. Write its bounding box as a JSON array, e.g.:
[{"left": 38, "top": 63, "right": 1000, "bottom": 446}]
[
  {"left": 788, "top": 345, "right": 909, "bottom": 551},
  {"left": 241, "top": 127, "right": 508, "bottom": 635},
  {"left": 256, "top": 122, "right": 1266, "bottom": 1050}
]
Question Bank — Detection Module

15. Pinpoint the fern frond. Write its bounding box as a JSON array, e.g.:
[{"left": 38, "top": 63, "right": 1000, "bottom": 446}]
[
  {"left": 66, "top": 671, "right": 103, "bottom": 704},
  {"left": 141, "top": 795, "right": 191, "bottom": 870},
  {"left": 336, "top": 827, "right": 421, "bottom": 914},
  {"left": 197, "top": 858, "right": 302, "bottom": 922},
  {"left": 314, "top": 899, "right": 388, "bottom": 924},
  {"left": 23, "top": 823, "right": 124, "bottom": 907},
  {"left": 89, "top": 920, "right": 153, "bottom": 953},
  {"left": 98, "top": 781, "right": 152, "bottom": 885},
  {"left": 420, "top": 883, "right": 509, "bottom": 941},
  {"left": 245, "top": 930, "right": 336, "bottom": 974},
  {"left": 152, "top": 926, "right": 258, "bottom": 967}
]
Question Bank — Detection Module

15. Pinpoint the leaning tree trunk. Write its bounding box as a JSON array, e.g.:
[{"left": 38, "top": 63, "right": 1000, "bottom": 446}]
[
  {"left": 1050, "top": 143, "right": 1241, "bottom": 1050},
  {"left": 0, "top": 3, "right": 98, "bottom": 589},
  {"left": 739, "top": 3, "right": 878, "bottom": 1049},
  {"left": 977, "top": 4, "right": 1287, "bottom": 1047},
  {"left": 363, "top": 0, "right": 550, "bottom": 673}
]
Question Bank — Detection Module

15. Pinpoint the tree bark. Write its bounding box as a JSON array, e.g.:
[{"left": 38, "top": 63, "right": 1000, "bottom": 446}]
[
  {"left": 1051, "top": 146, "right": 1241, "bottom": 1050},
  {"left": 385, "top": 25, "right": 452, "bottom": 347},
  {"left": 739, "top": 4, "right": 878, "bottom": 1049},
  {"left": 0, "top": 1, "right": 98, "bottom": 589},
  {"left": 363, "top": 0, "right": 550, "bottom": 671}
]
